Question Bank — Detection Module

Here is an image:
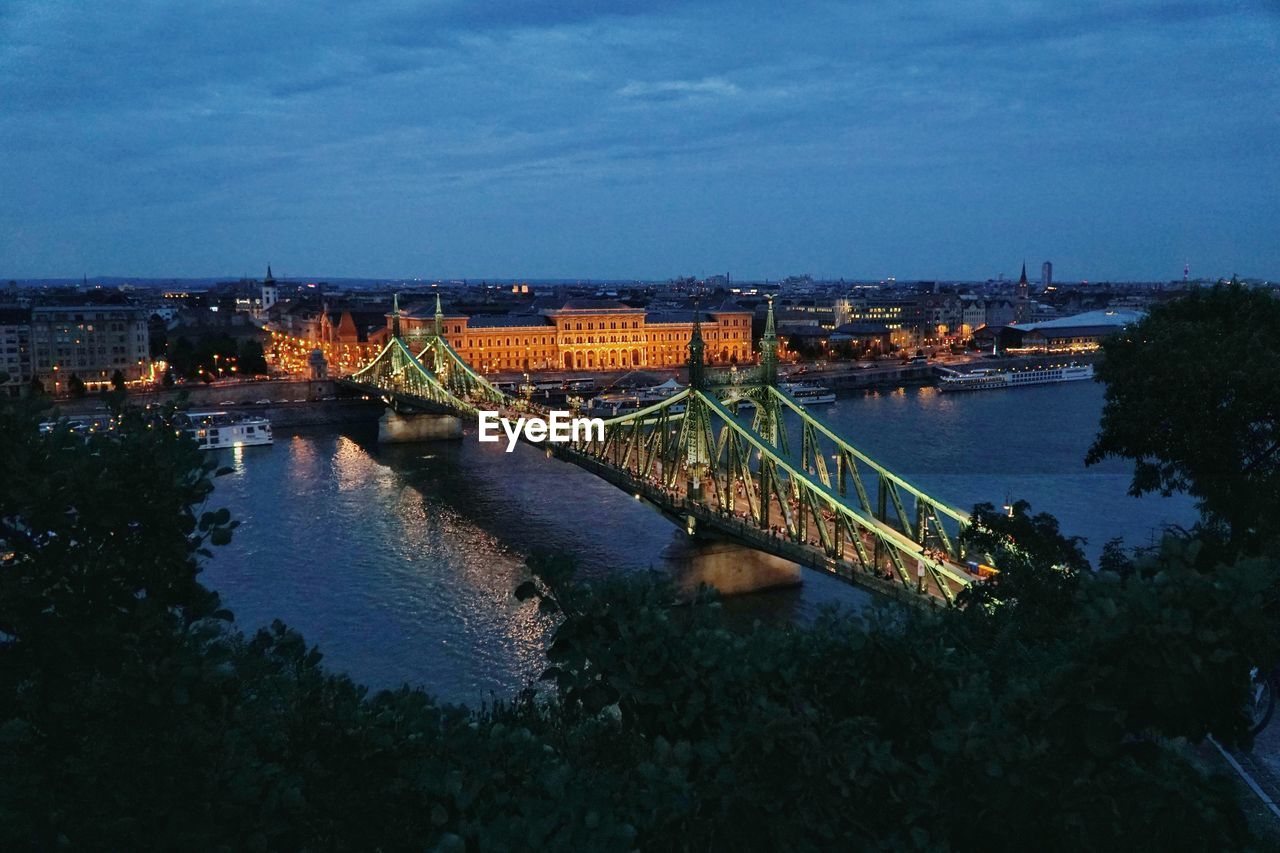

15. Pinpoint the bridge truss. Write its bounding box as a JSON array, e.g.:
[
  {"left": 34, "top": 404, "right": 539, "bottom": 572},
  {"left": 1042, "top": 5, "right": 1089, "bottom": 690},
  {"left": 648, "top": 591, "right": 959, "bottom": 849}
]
[{"left": 344, "top": 295, "right": 976, "bottom": 604}]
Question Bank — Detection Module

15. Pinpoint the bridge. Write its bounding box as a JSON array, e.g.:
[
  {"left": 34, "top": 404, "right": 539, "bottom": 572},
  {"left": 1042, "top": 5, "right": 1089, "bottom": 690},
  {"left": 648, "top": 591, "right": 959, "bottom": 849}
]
[{"left": 343, "top": 295, "right": 980, "bottom": 605}]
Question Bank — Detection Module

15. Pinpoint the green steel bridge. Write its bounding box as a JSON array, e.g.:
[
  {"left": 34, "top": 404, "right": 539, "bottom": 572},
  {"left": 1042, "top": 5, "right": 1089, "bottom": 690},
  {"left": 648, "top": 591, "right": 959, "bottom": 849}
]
[{"left": 344, "top": 295, "right": 979, "bottom": 605}]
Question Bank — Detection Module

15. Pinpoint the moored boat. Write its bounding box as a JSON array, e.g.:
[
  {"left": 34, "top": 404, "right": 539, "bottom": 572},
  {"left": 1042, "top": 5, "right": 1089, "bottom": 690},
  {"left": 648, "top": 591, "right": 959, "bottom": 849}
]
[{"left": 938, "top": 363, "right": 1093, "bottom": 393}]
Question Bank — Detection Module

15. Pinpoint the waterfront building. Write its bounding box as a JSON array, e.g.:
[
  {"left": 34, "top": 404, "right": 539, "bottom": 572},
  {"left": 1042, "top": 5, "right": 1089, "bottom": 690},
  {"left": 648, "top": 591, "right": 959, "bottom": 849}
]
[
  {"left": 268, "top": 302, "right": 390, "bottom": 376},
  {"left": 397, "top": 296, "right": 753, "bottom": 373},
  {"left": 1005, "top": 309, "right": 1144, "bottom": 354},
  {"left": 29, "top": 305, "right": 152, "bottom": 392},
  {"left": 844, "top": 295, "right": 923, "bottom": 347}
]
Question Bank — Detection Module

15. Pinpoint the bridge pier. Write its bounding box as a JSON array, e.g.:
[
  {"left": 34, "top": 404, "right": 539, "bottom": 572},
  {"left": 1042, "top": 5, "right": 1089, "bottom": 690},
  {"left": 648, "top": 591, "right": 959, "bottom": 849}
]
[
  {"left": 661, "top": 530, "right": 802, "bottom": 598},
  {"left": 377, "top": 409, "right": 463, "bottom": 443}
]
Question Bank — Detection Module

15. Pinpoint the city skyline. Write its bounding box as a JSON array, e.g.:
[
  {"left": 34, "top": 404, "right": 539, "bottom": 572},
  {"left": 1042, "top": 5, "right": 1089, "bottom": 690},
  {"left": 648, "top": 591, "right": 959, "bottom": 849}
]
[{"left": 2, "top": 1, "right": 1277, "bottom": 280}]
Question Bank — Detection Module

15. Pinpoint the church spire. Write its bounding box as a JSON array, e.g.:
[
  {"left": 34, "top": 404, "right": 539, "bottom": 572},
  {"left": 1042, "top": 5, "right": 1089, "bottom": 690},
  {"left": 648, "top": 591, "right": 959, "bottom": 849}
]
[{"left": 1018, "top": 261, "right": 1028, "bottom": 285}]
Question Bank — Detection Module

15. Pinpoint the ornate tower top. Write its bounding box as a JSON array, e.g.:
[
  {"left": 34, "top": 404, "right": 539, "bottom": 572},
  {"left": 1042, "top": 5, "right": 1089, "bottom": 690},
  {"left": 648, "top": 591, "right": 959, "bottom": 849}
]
[
  {"left": 434, "top": 292, "right": 444, "bottom": 337},
  {"left": 265, "top": 265, "right": 275, "bottom": 285},
  {"left": 760, "top": 294, "right": 779, "bottom": 386},
  {"left": 391, "top": 292, "right": 402, "bottom": 338},
  {"left": 687, "top": 298, "right": 706, "bottom": 389}
]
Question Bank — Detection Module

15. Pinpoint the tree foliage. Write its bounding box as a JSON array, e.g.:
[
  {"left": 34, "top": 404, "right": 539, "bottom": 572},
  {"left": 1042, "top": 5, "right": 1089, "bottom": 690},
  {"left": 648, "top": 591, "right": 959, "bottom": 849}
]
[
  {"left": 1087, "top": 282, "right": 1280, "bottom": 552},
  {"left": 1, "top": 395, "right": 1278, "bottom": 850}
]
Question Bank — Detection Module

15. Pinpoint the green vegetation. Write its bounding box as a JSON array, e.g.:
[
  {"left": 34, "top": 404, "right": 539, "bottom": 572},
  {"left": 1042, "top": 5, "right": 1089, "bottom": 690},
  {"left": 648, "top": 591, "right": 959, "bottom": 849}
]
[
  {"left": 166, "top": 332, "right": 269, "bottom": 382},
  {"left": 1088, "top": 281, "right": 1280, "bottom": 555},
  {"left": 0, "top": 387, "right": 1277, "bottom": 851}
]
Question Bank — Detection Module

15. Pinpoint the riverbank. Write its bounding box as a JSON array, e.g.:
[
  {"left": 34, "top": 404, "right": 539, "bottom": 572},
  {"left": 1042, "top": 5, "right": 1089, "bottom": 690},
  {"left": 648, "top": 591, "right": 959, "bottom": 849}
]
[{"left": 48, "top": 379, "right": 384, "bottom": 427}]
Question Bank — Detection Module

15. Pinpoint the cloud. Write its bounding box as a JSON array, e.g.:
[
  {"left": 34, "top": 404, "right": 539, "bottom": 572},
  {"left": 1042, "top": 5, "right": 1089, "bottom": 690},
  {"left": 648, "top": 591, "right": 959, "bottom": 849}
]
[
  {"left": 617, "top": 77, "right": 741, "bottom": 101},
  {"left": 0, "top": 0, "right": 1276, "bottom": 279}
]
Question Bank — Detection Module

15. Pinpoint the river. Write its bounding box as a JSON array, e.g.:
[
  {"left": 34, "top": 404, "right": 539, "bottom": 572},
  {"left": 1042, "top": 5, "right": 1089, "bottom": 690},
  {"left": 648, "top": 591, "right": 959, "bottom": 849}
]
[{"left": 203, "top": 380, "right": 1195, "bottom": 705}]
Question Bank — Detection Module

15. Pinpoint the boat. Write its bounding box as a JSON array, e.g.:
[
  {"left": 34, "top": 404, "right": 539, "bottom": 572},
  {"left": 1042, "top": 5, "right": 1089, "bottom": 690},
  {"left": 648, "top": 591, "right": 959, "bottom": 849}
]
[
  {"left": 180, "top": 411, "right": 274, "bottom": 449},
  {"left": 587, "top": 380, "right": 688, "bottom": 418},
  {"left": 938, "top": 363, "right": 1094, "bottom": 393},
  {"left": 586, "top": 393, "right": 644, "bottom": 418},
  {"left": 780, "top": 380, "right": 836, "bottom": 405}
]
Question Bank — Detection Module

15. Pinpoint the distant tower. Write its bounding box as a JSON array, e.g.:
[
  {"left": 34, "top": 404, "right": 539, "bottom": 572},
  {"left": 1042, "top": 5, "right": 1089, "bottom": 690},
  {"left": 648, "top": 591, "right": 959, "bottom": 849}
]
[
  {"left": 1184, "top": 260, "right": 1190, "bottom": 282},
  {"left": 1014, "top": 262, "right": 1031, "bottom": 323},
  {"left": 1041, "top": 261, "right": 1052, "bottom": 292},
  {"left": 261, "top": 265, "right": 278, "bottom": 312}
]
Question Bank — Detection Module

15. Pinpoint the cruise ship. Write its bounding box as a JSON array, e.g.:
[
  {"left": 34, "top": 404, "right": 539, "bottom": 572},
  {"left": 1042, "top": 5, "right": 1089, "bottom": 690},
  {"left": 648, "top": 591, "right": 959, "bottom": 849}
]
[
  {"left": 938, "top": 363, "right": 1094, "bottom": 393},
  {"left": 180, "top": 411, "right": 274, "bottom": 449},
  {"left": 780, "top": 380, "right": 836, "bottom": 405}
]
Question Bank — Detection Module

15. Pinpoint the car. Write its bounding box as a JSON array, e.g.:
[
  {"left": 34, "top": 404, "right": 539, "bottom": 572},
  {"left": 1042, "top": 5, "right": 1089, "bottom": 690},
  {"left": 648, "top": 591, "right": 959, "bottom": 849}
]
[
  {"left": 217, "top": 400, "right": 238, "bottom": 405},
  {"left": 254, "top": 398, "right": 272, "bottom": 405}
]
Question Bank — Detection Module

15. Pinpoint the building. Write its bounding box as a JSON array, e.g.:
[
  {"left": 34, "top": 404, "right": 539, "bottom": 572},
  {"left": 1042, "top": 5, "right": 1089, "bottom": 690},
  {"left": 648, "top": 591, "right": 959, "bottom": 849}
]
[
  {"left": 396, "top": 296, "right": 754, "bottom": 373},
  {"left": 843, "top": 295, "right": 923, "bottom": 347},
  {"left": 918, "top": 293, "right": 962, "bottom": 344},
  {"left": 29, "top": 305, "right": 151, "bottom": 392},
  {"left": 1041, "top": 261, "right": 1053, "bottom": 292},
  {"left": 1008, "top": 309, "right": 1144, "bottom": 354},
  {"left": 268, "top": 301, "right": 391, "bottom": 376},
  {"left": 260, "top": 266, "right": 279, "bottom": 314},
  {"left": 829, "top": 322, "right": 891, "bottom": 351},
  {"left": 0, "top": 307, "right": 32, "bottom": 395}
]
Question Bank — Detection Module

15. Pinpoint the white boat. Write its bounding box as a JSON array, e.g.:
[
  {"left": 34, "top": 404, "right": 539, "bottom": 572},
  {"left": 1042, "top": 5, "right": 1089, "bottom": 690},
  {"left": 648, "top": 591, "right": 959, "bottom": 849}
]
[
  {"left": 780, "top": 381, "right": 836, "bottom": 405},
  {"left": 587, "top": 382, "right": 687, "bottom": 417},
  {"left": 181, "top": 411, "right": 273, "bottom": 449},
  {"left": 938, "top": 363, "right": 1094, "bottom": 393}
]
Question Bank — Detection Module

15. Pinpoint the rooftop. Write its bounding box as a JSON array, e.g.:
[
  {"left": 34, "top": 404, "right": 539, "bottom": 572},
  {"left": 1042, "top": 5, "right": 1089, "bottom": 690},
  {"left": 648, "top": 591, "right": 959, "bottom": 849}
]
[{"left": 1011, "top": 308, "right": 1144, "bottom": 332}]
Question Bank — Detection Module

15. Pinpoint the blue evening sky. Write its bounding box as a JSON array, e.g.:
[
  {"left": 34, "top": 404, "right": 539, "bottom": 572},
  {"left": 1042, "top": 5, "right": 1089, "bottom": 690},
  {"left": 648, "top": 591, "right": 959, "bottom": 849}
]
[{"left": 1, "top": 1, "right": 1276, "bottom": 281}]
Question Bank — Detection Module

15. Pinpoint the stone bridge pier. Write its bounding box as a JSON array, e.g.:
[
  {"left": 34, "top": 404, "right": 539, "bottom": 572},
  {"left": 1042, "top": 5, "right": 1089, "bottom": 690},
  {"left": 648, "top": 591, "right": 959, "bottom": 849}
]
[
  {"left": 661, "top": 529, "right": 802, "bottom": 598},
  {"left": 377, "top": 409, "right": 463, "bottom": 443}
]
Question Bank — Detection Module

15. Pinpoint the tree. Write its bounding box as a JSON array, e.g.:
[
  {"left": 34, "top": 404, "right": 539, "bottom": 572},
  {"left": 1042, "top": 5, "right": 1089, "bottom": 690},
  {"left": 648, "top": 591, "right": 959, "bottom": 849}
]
[
  {"left": 67, "top": 374, "right": 85, "bottom": 398},
  {"left": 110, "top": 369, "right": 126, "bottom": 393},
  {"left": 2, "top": 391, "right": 1278, "bottom": 850},
  {"left": 238, "top": 339, "right": 269, "bottom": 375},
  {"left": 1087, "top": 282, "right": 1280, "bottom": 553}
]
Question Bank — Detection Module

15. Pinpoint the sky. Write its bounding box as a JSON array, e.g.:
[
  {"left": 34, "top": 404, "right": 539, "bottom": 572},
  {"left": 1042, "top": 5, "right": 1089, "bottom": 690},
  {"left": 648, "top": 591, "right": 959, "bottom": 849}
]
[{"left": 1, "top": 1, "right": 1277, "bottom": 282}]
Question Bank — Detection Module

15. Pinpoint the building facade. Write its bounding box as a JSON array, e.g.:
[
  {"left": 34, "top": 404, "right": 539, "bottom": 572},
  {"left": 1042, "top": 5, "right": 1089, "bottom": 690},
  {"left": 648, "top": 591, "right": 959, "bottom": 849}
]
[
  {"left": 0, "top": 307, "right": 32, "bottom": 395},
  {"left": 30, "top": 305, "right": 151, "bottom": 392},
  {"left": 398, "top": 298, "right": 754, "bottom": 373}
]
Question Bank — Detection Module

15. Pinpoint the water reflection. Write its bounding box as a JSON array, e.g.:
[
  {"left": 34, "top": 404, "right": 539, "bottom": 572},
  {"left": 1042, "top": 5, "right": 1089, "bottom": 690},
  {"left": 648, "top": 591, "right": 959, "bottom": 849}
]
[{"left": 203, "top": 381, "right": 1194, "bottom": 704}]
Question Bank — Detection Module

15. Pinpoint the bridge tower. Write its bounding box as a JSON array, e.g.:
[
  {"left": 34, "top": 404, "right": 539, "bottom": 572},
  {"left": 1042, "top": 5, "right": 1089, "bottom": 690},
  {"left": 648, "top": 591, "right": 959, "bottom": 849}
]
[
  {"left": 391, "top": 292, "right": 402, "bottom": 338},
  {"left": 760, "top": 295, "right": 779, "bottom": 387},
  {"left": 683, "top": 300, "right": 711, "bottom": 504},
  {"left": 433, "top": 292, "right": 444, "bottom": 337},
  {"left": 687, "top": 298, "right": 706, "bottom": 390}
]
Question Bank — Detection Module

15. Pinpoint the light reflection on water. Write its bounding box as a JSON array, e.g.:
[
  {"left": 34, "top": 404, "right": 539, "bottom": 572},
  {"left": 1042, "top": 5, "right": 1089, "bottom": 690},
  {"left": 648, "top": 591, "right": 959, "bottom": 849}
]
[{"left": 203, "top": 380, "right": 1195, "bottom": 705}]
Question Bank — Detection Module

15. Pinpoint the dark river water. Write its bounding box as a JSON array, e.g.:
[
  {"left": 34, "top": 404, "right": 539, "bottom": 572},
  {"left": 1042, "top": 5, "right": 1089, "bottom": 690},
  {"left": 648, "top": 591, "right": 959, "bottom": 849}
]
[{"left": 203, "top": 381, "right": 1195, "bottom": 705}]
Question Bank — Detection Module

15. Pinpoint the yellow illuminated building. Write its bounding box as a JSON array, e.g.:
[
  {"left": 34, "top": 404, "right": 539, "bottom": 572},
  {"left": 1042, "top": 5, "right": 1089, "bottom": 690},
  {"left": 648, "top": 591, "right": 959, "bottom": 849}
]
[{"left": 400, "top": 298, "right": 753, "bottom": 373}]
